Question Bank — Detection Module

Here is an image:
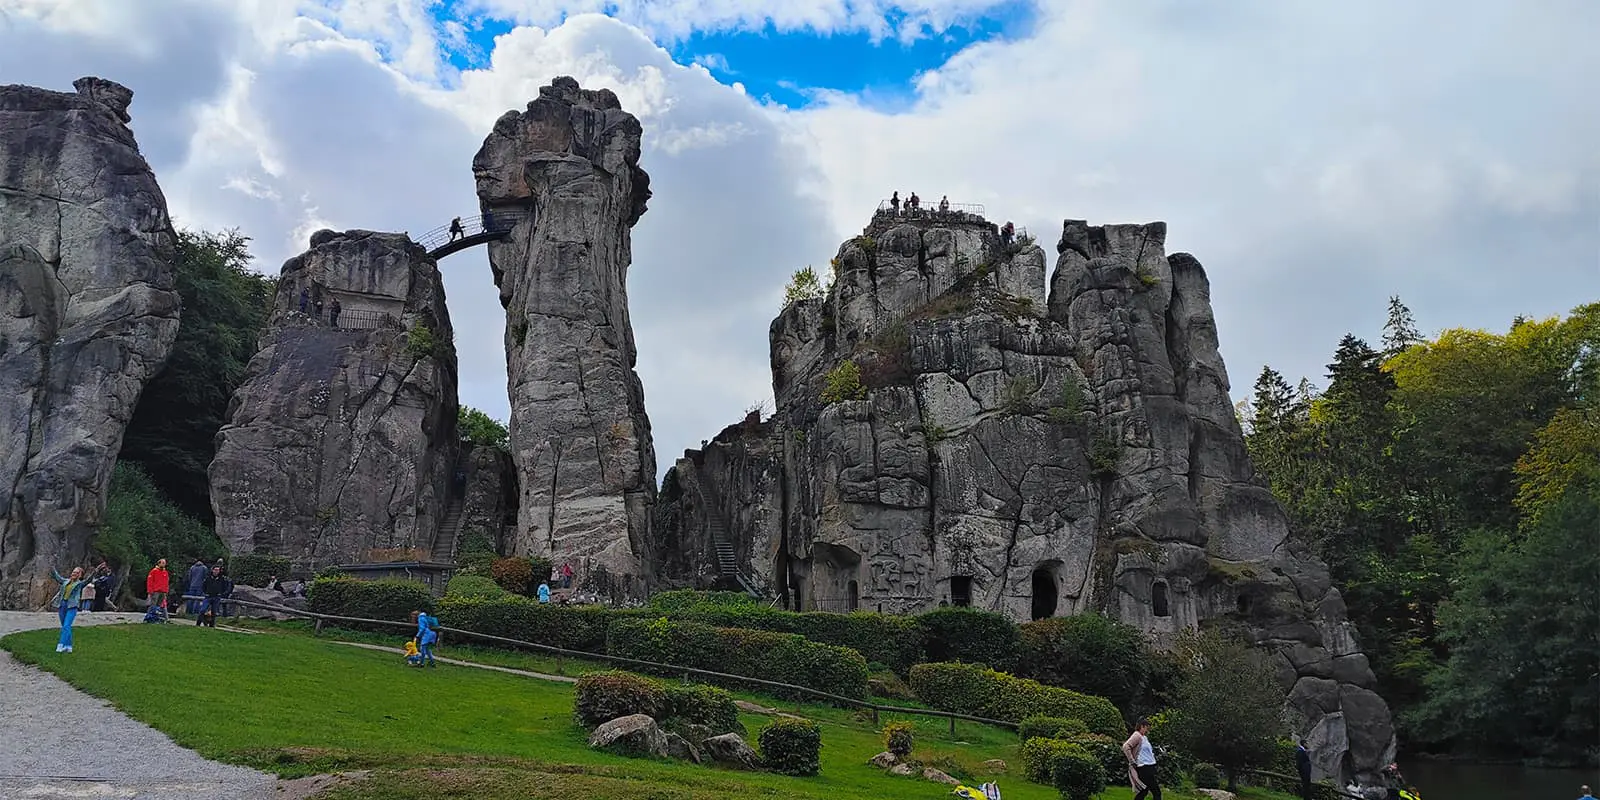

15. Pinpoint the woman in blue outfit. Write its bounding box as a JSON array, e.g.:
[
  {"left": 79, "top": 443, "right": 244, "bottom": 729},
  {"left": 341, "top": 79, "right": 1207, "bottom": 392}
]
[
  {"left": 415, "top": 609, "right": 439, "bottom": 668},
  {"left": 50, "top": 566, "right": 88, "bottom": 653}
]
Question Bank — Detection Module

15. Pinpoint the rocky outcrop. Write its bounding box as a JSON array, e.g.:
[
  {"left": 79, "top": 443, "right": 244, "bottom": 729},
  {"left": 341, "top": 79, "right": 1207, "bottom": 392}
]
[
  {"left": 458, "top": 445, "right": 516, "bottom": 555},
  {"left": 654, "top": 212, "right": 1396, "bottom": 781},
  {"left": 587, "top": 714, "right": 668, "bottom": 758},
  {"left": 0, "top": 78, "right": 180, "bottom": 608},
  {"left": 208, "top": 230, "right": 457, "bottom": 571},
  {"left": 474, "top": 76, "right": 656, "bottom": 597}
]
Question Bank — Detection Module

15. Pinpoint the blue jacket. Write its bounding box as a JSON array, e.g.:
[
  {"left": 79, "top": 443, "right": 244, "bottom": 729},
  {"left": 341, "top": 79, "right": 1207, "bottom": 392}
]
[{"left": 50, "top": 570, "right": 86, "bottom": 610}]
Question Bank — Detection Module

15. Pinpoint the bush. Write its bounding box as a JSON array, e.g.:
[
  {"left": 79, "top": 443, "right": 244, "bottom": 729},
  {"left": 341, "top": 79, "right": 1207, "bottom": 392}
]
[
  {"left": 1063, "top": 733, "right": 1125, "bottom": 785},
  {"left": 1017, "top": 613, "right": 1151, "bottom": 717},
  {"left": 918, "top": 607, "right": 1020, "bottom": 671},
  {"left": 667, "top": 605, "right": 924, "bottom": 676},
  {"left": 230, "top": 553, "right": 291, "bottom": 589},
  {"left": 437, "top": 595, "right": 630, "bottom": 653},
  {"left": 1020, "top": 737, "right": 1077, "bottom": 784},
  {"left": 662, "top": 683, "right": 743, "bottom": 737},
  {"left": 573, "top": 671, "right": 667, "bottom": 728},
  {"left": 1019, "top": 715, "right": 1090, "bottom": 742},
  {"left": 648, "top": 590, "right": 760, "bottom": 612},
  {"left": 1051, "top": 744, "right": 1107, "bottom": 800},
  {"left": 869, "top": 670, "right": 916, "bottom": 700},
  {"left": 1193, "top": 763, "right": 1221, "bottom": 789},
  {"left": 882, "top": 721, "right": 915, "bottom": 758},
  {"left": 908, "top": 662, "right": 1124, "bottom": 738},
  {"left": 606, "top": 617, "right": 870, "bottom": 700},
  {"left": 445, "top": 574, "right": 509, "bottom": 599},
  {"left": 306, "top": 578, "right": 433, "bottom": 633},
  {"left": 490, "top": 557, "right": 535, "bottom": 595},
  {"left": 759, "top": 718, "right": 822, "bottom": 776},
  {"left": 821, "top": 359, "right": 867, "bottom": 404}
]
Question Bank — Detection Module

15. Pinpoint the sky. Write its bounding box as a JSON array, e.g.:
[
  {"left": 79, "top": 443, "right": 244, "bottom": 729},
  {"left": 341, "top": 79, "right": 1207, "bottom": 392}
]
[{"left": 2, "top": 0, "right": 1595, "bottom": 477}]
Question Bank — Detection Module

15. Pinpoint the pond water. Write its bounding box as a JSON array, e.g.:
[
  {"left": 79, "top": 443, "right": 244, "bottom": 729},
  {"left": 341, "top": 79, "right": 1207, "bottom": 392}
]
[{"left": 1401, "top": 760, "right": 1597, "bottom": 800}]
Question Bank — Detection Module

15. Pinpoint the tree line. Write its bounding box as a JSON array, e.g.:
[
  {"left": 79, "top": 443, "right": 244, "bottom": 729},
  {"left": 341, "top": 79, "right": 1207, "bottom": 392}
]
[{"left": 1241, "top": 297, "right": 1597, "bottom": 765}]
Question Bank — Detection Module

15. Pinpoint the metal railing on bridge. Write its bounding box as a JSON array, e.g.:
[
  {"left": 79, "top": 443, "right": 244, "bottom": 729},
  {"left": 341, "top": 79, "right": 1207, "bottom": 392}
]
[
  {"left": 875, "top": 199, "right": 987, "bottom": 219},
  {"left": 414, "top": 210, "right": 529, "bottom": 256},
  {"left": 327, "top": 308, "right": 402, "bottom": 330}
]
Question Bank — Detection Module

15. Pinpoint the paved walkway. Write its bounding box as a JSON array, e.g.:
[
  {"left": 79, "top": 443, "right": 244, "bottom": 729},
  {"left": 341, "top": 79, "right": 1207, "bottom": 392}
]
[
  {"left": 0, "top": 611, "right": 281, "bottom": 800},
  {"left": 325, "top": 640, "right": 579, "bottom": 683}
]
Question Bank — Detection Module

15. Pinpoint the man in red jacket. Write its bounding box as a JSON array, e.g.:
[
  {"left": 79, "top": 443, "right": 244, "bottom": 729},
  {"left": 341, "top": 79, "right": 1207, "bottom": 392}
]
[{"left": 146, "top": 559, "right": 170, "bottom": 619}]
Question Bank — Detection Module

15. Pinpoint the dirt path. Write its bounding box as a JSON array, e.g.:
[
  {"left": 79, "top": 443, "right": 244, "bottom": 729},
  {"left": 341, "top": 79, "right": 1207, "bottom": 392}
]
[
  {"left": 0, "top": 611, "right": 283, "bottom": 800},
  {"left": 324, "top": 639, "right": 579, "bottom": 682}
]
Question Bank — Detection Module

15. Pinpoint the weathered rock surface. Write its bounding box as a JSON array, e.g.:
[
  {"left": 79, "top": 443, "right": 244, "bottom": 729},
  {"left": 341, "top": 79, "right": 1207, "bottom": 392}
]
[
  {"left": 700, "top": 732, "right": 761, "bottom": 770},
  {"left": 653, "top": 213, "right": 1396, "bottom": 781},
  {"left": 474, "top": 76, "right": 655, "bottom": 597},
  {"left": 209, "top": 230, "right": 457, "bottom": 572},
  {"left": 0, "top": 78, "right": 180, "bottom": 608},
  {"left": 457, "top": 444, "right": 516, "bottom": 556},
  {"left": 868, "top": 751, "right": 899, "bottom": 769},
  {"left": 587, "top": 714, "right": 668, "bottom": 758},
  {"left": 661, "top": 731, "right": 701, "bottom": 763}
]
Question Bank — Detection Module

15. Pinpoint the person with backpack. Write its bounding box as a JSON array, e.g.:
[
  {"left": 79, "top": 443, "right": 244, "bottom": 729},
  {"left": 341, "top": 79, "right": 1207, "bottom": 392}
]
[
  {"left": 197, "top": 565, "right": 232, "bottom": 628},
  {"left": 414, "top": 608, "right": 440, "bottom": 667},
  {"left": 49, "top": 566, "right": 88, "bottom": 653},
  {"left": 184, "top": 558, "right": 207, "bottom": 615}
]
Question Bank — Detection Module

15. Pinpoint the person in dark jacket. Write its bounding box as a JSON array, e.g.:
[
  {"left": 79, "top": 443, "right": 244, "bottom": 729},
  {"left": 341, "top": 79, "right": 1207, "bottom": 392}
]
[
  {"left": 197, "top": 565, "right": 233, "bottom": 628},
  {"left": 184, "top": 559, "right": 208, "bottom": 615},
  {"left": 91, "top": 561, "right": 115, "bottom": 612},
  {"left": 1295, "top": 738, "right": 1313, "bottom": 799}
]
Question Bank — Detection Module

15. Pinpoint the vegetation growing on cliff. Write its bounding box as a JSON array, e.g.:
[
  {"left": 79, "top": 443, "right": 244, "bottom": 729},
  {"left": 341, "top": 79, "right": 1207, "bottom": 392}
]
[
  {"left": 1243, "top": 298, "right": 1598, "bottom": 764},
  {"left": 458, "top": 405, "right": 509, "bottom": 450}
]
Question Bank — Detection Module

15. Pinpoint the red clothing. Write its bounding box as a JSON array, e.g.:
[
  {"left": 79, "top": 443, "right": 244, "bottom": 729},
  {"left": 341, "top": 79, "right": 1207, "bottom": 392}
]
[{"left": 146, "top": 566, "right": 169, "bottom": 593}]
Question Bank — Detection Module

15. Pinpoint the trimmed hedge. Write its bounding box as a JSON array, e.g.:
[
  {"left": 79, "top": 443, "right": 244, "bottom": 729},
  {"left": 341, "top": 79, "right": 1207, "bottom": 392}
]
[
  {"left": 1052, "top": 743, "right": 1107, "bottom": 800},
  {"left": 574, "top": 670, "right": 665, "bottom": 728},
  {"left": 436, "top": 595, "right": 645, "bottom": 652},
  {"left": 1063, "top": 733, "right": 1125, "bottom": 783},
  {"left": 307, "top": 578, "right": 433, "bottom": 632},
  {"left": 1018, "top": 715, "right": 1089, "bottom": 742},
  {"left": 445, "top": 574, "right": 510, "bottom": 599},
  {"left": 908, "top": 662, "right": 1124, "bottom": 737},
  {"left": 649, "top": 589, "right": 759, "bottom": 611},
  {"left": 759, "top": 718, "right": 822, "bottom": 776},
  {"left": 1020, "top": 737, "right": 1078, "bottom": 784},
  {"left": 662, "top": 683, "right": 743, "bottom": 737},
  {"left": 605, "top": 617, "right": 870, "bottom": 701},
  {"left": 918, "top": 607, "right": 1020, "bottom": 672},
  {"left": 652, "top": 602, "right": 924, "bottom": 676},
  {"left": 231, "top": 554, "right": 290, "bottom": 588}
]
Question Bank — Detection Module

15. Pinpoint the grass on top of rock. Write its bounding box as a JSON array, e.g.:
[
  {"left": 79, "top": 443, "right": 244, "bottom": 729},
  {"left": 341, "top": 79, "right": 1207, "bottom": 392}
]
[{"left": 2, "top": 624, "right": 1067, "bottom": 800}]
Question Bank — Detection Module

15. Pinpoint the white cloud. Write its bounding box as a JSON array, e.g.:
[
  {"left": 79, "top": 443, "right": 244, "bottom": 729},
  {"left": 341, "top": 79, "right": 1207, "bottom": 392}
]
[{"left": 2, "top": 0, "right": 1596, "bottom": 484}]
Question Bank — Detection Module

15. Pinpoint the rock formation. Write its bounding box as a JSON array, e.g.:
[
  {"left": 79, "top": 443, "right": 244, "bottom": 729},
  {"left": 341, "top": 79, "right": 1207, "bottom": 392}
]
[
  {"left": 654, "top": 210, "right": 1396, "bottom": 781},
  {"left": 209, "top": 230, "right": 458, "bottom": 571},
  {"left": 473, "top": 77, "right": 656, "bottom": 596},
  {"left": 457, "top": 444, "right": 516, "bottom": 556},
  {"left": 0, "top": 78, "right": 180, "bottom": 608}
]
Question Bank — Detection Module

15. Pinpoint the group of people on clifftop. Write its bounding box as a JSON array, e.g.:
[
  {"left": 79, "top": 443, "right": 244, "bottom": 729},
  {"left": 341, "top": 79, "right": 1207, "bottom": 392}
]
[{"left": 882, "top": 191, "right": 1019, "bottom": 247}]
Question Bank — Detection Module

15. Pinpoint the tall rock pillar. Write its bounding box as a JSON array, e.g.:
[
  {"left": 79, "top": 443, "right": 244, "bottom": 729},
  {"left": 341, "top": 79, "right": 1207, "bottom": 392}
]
[
  {"left": 0, "top": 78, "right": 181, "bottom": 608},
  {"left": 473, "top": 77, "right": 656, "bottom": 595}
]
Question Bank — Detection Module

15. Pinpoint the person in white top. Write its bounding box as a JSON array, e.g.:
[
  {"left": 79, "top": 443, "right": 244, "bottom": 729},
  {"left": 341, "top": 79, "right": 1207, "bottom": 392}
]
[{"left": 1122, "top": 718, "right": 1161, "bottom": 800}]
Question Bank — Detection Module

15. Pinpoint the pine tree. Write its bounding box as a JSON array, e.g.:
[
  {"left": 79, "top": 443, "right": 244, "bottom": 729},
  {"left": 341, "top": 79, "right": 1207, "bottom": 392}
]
[{"left": 1382, "top": 295, "right": 1421, "bottom": 355}]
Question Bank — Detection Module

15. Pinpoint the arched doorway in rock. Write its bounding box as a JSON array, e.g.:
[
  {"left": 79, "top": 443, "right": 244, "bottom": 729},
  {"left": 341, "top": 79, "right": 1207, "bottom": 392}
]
[
  {"left": 1152, "top": 579, "right": 1170, "bottom": 617},
  {"left": 1030, "top": 565, "right": 1059, "bottom": 620},
  {"left": 949, "top": 575, "right": 973, "bottom": 607},
  {"left": 847, "top": 580, "right": 859, "bottom": 612}
]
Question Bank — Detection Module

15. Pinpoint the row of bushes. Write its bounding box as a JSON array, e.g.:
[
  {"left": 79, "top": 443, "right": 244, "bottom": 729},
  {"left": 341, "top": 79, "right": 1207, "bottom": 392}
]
[
  {"left": 908, "top": 662, "right": 1124, "bottom": 738},
  {"left": 606, "top": 617, "right": 871, "bottom": 700},
  {"left": 307, "top": 578, "right": 433, "bottom": 633}
]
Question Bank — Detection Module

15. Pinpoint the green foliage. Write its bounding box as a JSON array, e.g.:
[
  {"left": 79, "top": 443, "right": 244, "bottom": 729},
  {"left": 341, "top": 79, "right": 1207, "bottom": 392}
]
[
  {"left": 1192, "top": 763, "right": 1221, "bottom": 789},
  {"left": 490, "top": 556, "right": 544, "bottom": 596},
  {"left": 868, "top": 670, "right": 915, "bottom": 700},
  {"left": 919, "top": 607, "right": 1020, "bottom": 672},
  {"left": 458, "top": 406, "right": 509, "bottom": 451},
  {"left": 649, "top": 590, "right": 760, "bottom": 612},
  {"left": 1019, "top": 737, "right": 1075, "bottom": 784},
  {"left": 1018, "top": 716, "right": 1089, "bottom": 742},
  {"left": 1045, "top": 375, "right": 1086, "bottom": 426},
  {"left": 1017, "top": 614, "right": 1150, "bottom": 718},
  {"left": 1160, "top": 628, "right": 1284, "bottom": 783},
  {"left": 858, "top": 322, "right": 913, "bottom": 388},
  {"left": 573, "top": 670, "right": 666, "bottom": 728},
  {"left": 783, "top": 266, "right": 827, "bottom": 308},
  {"left": 821, "top": 360, "right": 868, "bottom": 404},
  {"left": 406, "top": 322, "right": 450, "bottom": 360},
  {"left": 306, "top": 578, "right": 434, "bottom": 633},
  {"left": 230, "top": 554, "right": 291, "bottom": 588},
  {"left": 1087, "top": 429, "right": 1122, "bottom": 478},
  {"left": 445, "top": 574, "right": 510, "bottom": 599},
  {"left": 908, "top": 662, "right": 1124, "bottom": 738},
  {"left": 1135, "top": 271, "right": 1158, "bottom": 289},
  {"left": 924, "top": 423, "right": 950, "bottom": 444},
  {"left": 759, "top": 718, "right": 823, "bottom": 777},
  {"left": 437, "top": 595, "right": 625, "bottom": 652},
  {"left": 645, "top": 592, "right": 925, "bottom": 675},
  {"left": 510, "top": 319, "right": 528, "bottom": 346},
  {"left": 1050, "top": 743, "right": 1106, "bottom": 800},
  {"left": 1001, "top": 377, "right": 1038, "bottom": 415},
  {"left": 119, "top": 229, "right": 273, "bottom": 521},
  {"left": 93, "top": 463, "right": 224, "bottom": 588},
  {"left": 605, "top": 617, "right": 871, "bottom": 701},
  {"left": 1060, "top": 733, "right": 1123, "bottom": 785},
  {"left": 881, "top": 721, "right": 915, "bottom": 758},
  {"left": 455, "top": 528, "right": 499, "bottom": 574},
  {"left": 662, "top": 683, "right": 744, "bottom": 737}
]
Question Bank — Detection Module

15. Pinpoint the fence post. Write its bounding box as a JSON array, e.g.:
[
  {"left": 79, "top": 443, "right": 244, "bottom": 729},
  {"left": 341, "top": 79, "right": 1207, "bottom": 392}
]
[
  {"left": 871, "top": 705, "right": 879, "bottom": 726},
  {"left": 314, "top": 618, "right": 324, "bottom": 636},
  {"left": 949, "top": 712, "right": 956, "bottom": 736}
]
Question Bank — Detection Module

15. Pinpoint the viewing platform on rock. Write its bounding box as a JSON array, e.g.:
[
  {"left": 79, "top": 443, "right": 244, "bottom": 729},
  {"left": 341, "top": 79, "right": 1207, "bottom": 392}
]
[{"left": 415, "top": 208, "right": 531, "bottom": 259}]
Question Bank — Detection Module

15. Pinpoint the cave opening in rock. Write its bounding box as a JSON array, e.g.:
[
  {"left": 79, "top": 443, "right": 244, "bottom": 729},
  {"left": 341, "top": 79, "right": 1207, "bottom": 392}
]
[
  {"left": 1152, "top": 580, "right": 1170, "bottom": 617},
  {"left": 847, "top": 579, "right": 859, "bottom": 611},
  {"left": 1030, "top": 567, "right": 1058, "bottom": 620},
  {"left": 950, "top": 575, "right": 972, "bottom": 607},
  {"left": 1236, "top": 593, "right": 1251, "bottom": 615}
]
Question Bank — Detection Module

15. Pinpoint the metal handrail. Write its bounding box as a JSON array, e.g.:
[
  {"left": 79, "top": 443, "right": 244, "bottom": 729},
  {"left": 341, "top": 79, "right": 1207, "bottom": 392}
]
[
  {"left": 414, "top": 211, "right": 526, "bottom": 253},
  {"left": 184, "top": 593, "right": 1020, "bottom": 733},
  {"left": 877, "top": 199, "right": 986, "bottom": 216},
  {"left": 326, "top": 308, "right": 402, "bottom": 330}
]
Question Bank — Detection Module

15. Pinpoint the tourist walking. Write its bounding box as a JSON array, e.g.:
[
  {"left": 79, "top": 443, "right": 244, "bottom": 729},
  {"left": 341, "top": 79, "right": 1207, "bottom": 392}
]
[
  {"left": 1295, "top": 737, "right": 1313, "bottom": 799},
  {"left": 184, "top": 558, "right": 207, "bottom": 614},
  {"left": 415, "top": 609, "right": 439, "bottom": 667},
  {"left": 50, "top": 567, "right": 88, "bottom": 652},
  {"left": 537, "top": 581, "right": 551, "bottom": 604},
  {"left": 1122, "top": 718, "right": 1161, "bottom": 800},
  {"left": 146, "top": 559, "right": 169, "bottom": 619},
  {"left": 560, "top": 562, "right": 573, "bottom": 588},
  {"left": 448, "top": 216, "right": 464, "bottom": 242},
  {"left": 197, "top": 565, "right": 232, "bottom": 627},
  {"left": 91, "top": 560, "right": 115, "bottom": 611}
]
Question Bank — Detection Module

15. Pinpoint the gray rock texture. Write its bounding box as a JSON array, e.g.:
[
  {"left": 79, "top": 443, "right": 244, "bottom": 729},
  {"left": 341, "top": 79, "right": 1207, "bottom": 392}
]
[
  {"left": 700, "top": 732, "right": 761, "bottom": 770},
  {"left": 653, "top": 213, "right": 1395, "bottom": 781},
  {"left": 0, "top": 78, "right": 180, "bottom": 609},
  {"left": 587, "top": 713, "right": 668, "bottom": 758},
  {"left": 208, "top": 230, "right": 458, "bottom": 571},
  {"left": 474, "top": 76, "right": 655, "bottom": 597},
  {"left": 457, "top": 444, "right": 516, "bottom": 555}
]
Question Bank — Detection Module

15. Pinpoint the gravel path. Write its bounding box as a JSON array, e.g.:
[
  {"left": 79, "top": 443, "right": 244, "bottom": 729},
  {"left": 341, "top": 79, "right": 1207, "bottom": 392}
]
[{"left": 0, "top": 611, "right": 282, "bottom": 800}]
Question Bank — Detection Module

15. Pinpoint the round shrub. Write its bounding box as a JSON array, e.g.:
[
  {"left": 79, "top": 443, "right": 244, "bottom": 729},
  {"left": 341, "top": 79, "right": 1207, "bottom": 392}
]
[
  {"left": 445, "top": 574, "right": 509, "bottom": 599},
  {"left": 759, "top": 718, "right": 822, "bottom": 776},
  {"left": 1019, "top": 715, "right": 1089, "bottom": 742},
  {"left": 573, "top": 670, "right": 666, "bottom": 728},
  {"left": 908, "top": 662, "right": 1124, "bottom": 738},
  {"left": 1063, "top": 733, "right": 1124, "bottom": 783},
  {"left": 1051, "top": 744, "right": 1107, "bottom": 800},
  {"left": 882, "top": 721, "right": 915, "bottom": 758},
  {"left": 490, "top": 556, "right": 535, "bottom": 595},
  {"left": 1017, "top": 613, "right": 1151, "bottom": 714},
  {"left": 1193, "top": 762, "right": 1221, "bottom": 789},
  {"left": 662, "top": 683, "right": 743, "bottom": 737},
  {"left": 918, "top": 606, "right": 1020, "bottom": 671},
  {"left": 307, "top": 577, "right": 433, "bottom": 633},
  {"left": 1020, "top": 737, "right": 1076, "bottom": 784}
]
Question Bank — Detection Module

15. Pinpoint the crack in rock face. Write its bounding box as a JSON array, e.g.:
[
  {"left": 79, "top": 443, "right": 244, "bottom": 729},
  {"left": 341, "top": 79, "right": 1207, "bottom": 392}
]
[
  {"left": 653, "top": 213, "right": 1397, "bottom": 784},
  {"left": 0, "top": 77, "right": 179, "bottom": 608},
  {"left": 474, "top": 76, "right": 656, "bottom": 598},
  {"left": 207, "top": 230, "right": 458, "bottom": 573}
]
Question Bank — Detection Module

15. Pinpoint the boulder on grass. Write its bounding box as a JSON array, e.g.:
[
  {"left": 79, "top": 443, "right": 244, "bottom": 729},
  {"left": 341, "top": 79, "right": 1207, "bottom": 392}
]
[
  {"left": 869, "top": 751, "right": 899, "bottom": 769},
  {"left": 228, "top": 586, "right": 295, "bottom": 620},
  {"left": 701, "top": 733, "right": 761, "bottom": 770},
  {"left": 663, "top": 732, "right": 701, "bottom": 763},
  {"left": 923, "top": 767, "right": 959, "bottom": 785},
  {"left": 888, "top": 763, "right": 916, "bottom": 776},
  {"left": 587, "top": 714, "right": 667, "bottom": 758},
  {"left": 983, "top": 759, "right": 1008, "bottom": 773}
]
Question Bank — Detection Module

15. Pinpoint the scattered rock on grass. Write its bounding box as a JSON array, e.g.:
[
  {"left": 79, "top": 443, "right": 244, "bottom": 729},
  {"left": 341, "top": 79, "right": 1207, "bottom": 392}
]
[
  {"left": 888, "top": 763, "right": 916, "bottom": 776},
  {"left": 587, "top": 714, "right": 668, "bottom": 758},
  {"left": 701, "top": 733, "right": 761, "bottom": 770},
  {"left": 983, "top": 758, "right": 1007, "bottom": 773},
  {"left": 662, "top": 732, "right": 701, "bottom": 764},
  {"left": 922, "top": 767, "right": 960, "bottom": 785},
  {"left": 868, "top": 751, "right": 899, "bottom": 769}
]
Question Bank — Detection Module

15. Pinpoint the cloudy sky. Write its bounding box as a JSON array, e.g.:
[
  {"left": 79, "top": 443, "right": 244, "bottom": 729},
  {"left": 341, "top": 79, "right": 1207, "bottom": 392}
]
[{"left": 3, "top": 0, "right": 1595, "bottom": 474}]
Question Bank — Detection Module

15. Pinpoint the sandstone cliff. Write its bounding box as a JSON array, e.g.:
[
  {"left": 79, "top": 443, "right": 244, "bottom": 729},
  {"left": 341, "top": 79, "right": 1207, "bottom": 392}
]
[
  {"left": 655, "top": 211, "right": 1395, "bottom": 781},
  {"left": 208, "top": 230, "right": 458, "bottom": 571},
  {"left": 473, "top": 77, "right": 656, "bottom": 596},
  {"left": 0, "top": 78, "right": 180, "bottom": 608}
]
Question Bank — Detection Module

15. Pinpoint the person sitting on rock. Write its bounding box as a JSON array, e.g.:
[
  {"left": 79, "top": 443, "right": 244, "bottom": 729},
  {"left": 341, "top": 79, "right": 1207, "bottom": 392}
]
[{"left": 448, "top": 216, "right": 465, "bottom": 242}]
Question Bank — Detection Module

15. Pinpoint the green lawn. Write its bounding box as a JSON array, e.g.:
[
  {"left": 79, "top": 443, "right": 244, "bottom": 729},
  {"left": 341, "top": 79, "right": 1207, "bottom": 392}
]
[{"left": 3, "top": 623, "right": 1295, "bottom": 800}]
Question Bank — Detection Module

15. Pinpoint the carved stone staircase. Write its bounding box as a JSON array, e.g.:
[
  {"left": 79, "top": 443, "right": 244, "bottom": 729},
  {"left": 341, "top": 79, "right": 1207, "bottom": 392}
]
[
  {"left": 699, "top": 479, "right": 761, "bottom": 599},
  {"left": 431, "top": 495, "right": 465, "bottom": 563}
]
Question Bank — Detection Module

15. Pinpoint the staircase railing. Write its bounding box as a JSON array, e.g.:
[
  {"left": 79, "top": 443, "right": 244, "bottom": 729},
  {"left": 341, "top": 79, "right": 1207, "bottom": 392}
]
[{"left": 695, "top": 472, "right": 762, "bottom": 599}]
